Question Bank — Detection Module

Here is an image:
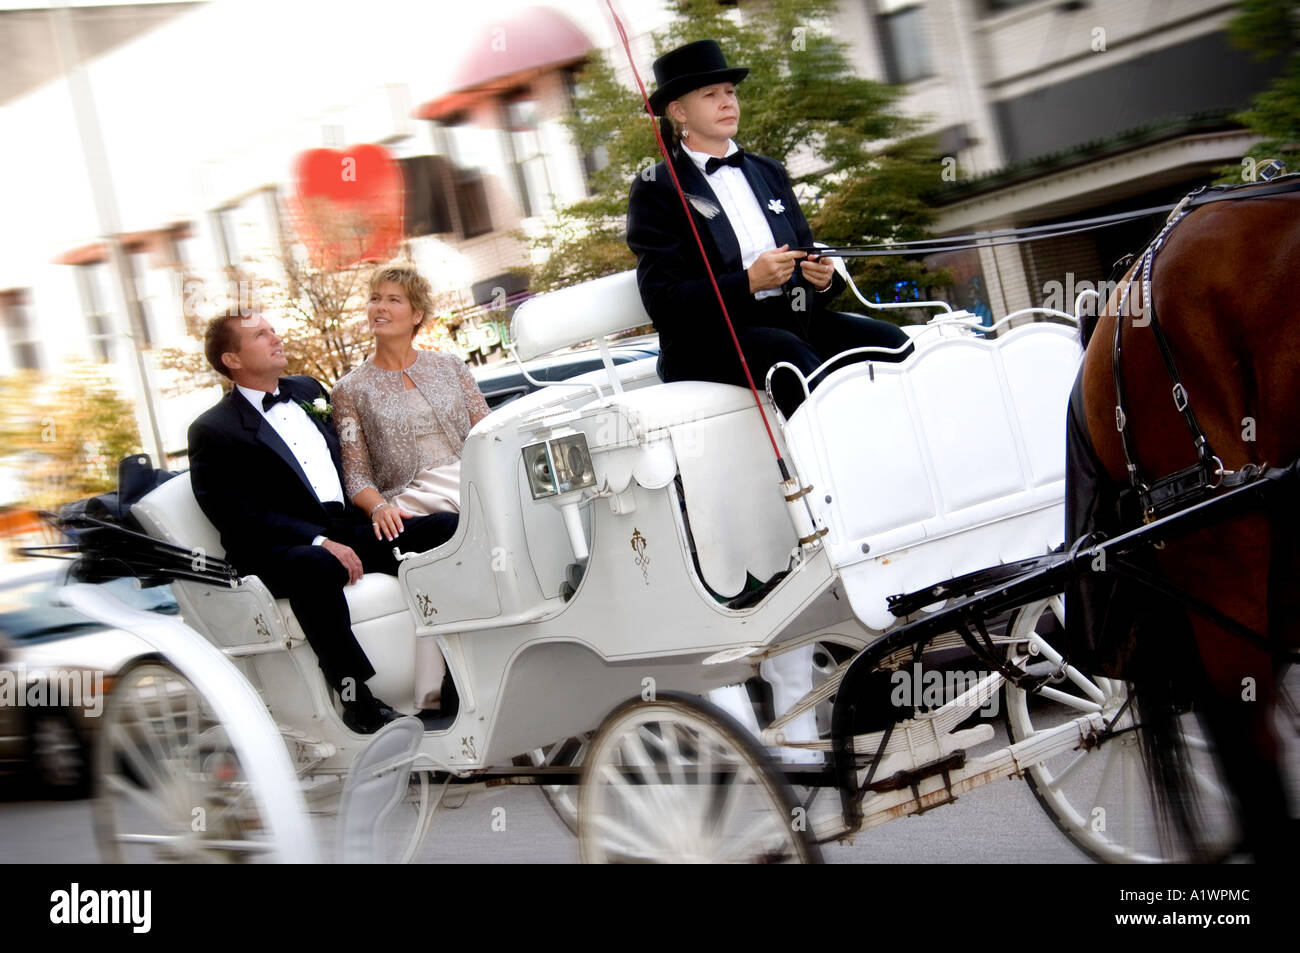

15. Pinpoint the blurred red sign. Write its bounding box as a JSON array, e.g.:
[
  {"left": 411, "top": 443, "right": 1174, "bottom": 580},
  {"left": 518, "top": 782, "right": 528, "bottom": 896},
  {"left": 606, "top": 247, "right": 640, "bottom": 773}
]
[{"left": 292, "top": 144, "right": 405, "bottom": 269}]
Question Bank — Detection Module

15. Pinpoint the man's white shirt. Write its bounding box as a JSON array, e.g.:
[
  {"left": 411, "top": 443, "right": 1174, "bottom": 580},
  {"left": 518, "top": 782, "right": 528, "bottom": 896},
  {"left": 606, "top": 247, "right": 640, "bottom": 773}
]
[
  {"left": 237, "top": 384, "right": 344, "bottom": 545},
  {"left": 680, "top": 139, "right": 782, "bottom": 301}
]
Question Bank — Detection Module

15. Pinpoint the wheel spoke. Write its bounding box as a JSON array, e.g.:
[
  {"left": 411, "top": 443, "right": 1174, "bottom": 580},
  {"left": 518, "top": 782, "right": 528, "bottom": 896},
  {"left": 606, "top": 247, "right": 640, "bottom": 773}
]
[
  {"left": 103, "top": 771, "right": 173, "bottom": 826},
  {"left": 580, "top": 698, "right": 815, "bottom": 864},
  {"left": 1122, "top": 743, "right": 1138, "bottom": 849},
  {"left": 106, "top": 721, "right": 172, "bottom": 801},
  {"left": 1043, "top": 749, "right": 1088, "bottom": 790},
  {"left": 94, "top": 663, "right": 300, "bottom": 864},
  {"left": 714, "top": 804, "right": 788, "bottom": 863}
]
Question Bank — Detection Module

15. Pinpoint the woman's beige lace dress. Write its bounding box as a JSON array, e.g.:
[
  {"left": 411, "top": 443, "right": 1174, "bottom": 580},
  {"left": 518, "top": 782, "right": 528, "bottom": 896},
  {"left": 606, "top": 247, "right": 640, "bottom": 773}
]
[
  {"left": 332, "top": 349, "right": 490, "bottom": 514},
  {"left": 331, "top": 349, "right": 490, "bottom": 708}
]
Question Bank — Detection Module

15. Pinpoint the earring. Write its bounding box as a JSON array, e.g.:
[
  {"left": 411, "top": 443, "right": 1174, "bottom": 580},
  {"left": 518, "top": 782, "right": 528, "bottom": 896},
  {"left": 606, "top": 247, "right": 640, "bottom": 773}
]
[{"left": 681, "top": 127, "right": 690, "bottom": 140}]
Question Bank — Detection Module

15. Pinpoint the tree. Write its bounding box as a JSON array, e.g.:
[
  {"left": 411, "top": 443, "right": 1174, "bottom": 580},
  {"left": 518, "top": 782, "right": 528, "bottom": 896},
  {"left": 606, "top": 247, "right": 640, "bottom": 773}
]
[
  {"left": 0, "top": 364, "right": 141, "bottom": 510},
  {"left": 1219, "top": 0, "right": 1300, "bottom": 182},
  {"left": 528, "top": 0, "right": 944, "bottom": 307},
  {"left": 155, "top": 204, "right": 467, "bottom": 392}
]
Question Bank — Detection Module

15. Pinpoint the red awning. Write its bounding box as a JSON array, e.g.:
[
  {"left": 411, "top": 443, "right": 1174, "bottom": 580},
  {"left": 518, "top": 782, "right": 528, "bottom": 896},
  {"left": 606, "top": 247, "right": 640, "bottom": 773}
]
[
  {"left": 53, "top": 222, "right": 193, "bottom": 266},
  {"left": 416, "top": 6, "right": 593, "bottom": 121}
]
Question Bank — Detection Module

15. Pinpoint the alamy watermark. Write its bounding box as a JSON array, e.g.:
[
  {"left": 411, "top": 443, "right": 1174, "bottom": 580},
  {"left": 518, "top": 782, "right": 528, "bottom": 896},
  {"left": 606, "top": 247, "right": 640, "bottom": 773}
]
[
  {"left": 890, "top": 663, "right": 999, "bottom": 717},
  {"left": 0, "top": 665, "right": 105, "bottom": 718}
]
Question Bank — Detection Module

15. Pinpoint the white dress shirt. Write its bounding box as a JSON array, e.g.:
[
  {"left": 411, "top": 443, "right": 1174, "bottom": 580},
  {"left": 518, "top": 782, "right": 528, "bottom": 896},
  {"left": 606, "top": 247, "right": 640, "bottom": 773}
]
[
  {"left": 237, "top": 384, "right": 345, "bottom": 543},
  {"left": 681, "top": 139, "right": 783, "bottom": 300}
]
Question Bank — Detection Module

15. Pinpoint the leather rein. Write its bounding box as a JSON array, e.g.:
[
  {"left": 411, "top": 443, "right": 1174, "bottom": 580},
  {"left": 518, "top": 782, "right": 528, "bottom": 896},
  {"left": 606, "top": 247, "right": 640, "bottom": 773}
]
[{"left": 1110, "top": 173, "right": 1300, "bottom": 522}]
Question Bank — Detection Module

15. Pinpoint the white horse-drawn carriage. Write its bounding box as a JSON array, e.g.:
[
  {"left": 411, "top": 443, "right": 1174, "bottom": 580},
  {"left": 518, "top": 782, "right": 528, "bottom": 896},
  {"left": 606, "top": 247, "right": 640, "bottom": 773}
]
[{"left": 55, "top": 267, "right": 1234, "bottom": 863}]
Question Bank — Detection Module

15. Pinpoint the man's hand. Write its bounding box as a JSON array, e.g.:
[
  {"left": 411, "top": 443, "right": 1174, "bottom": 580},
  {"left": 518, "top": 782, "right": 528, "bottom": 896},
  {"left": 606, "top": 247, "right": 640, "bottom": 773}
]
[
  {"left": 320, "top": 538, "right": 363, "bottom": 584},
  {"left": 748, "top": 245, "right": 806, "bottom": 293},
  {"left": 800, "top": 254, "right": 835, "bottom": 292}
]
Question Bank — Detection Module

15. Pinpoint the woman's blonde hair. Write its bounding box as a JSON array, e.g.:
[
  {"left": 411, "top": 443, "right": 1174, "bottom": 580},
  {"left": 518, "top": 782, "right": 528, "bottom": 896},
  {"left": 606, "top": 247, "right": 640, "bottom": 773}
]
[{"left": 369, "top": 262, "right": 433, "bottom": 334}]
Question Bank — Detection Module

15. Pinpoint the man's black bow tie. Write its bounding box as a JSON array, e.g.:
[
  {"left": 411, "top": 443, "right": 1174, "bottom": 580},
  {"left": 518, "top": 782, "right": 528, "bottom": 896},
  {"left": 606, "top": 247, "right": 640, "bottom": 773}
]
[
  {"left": 705, "top": 150, "right": 745, "bottom": 174},
  {"left": 262, "top": 389, "right": 293, "bottom": 412}
]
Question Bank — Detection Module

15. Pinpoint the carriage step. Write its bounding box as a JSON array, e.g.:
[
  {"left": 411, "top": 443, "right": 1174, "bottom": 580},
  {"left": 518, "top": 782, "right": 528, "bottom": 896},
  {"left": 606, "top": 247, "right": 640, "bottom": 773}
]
[{"left": 278, "top": 724, "right": 338, "bottom": 763}]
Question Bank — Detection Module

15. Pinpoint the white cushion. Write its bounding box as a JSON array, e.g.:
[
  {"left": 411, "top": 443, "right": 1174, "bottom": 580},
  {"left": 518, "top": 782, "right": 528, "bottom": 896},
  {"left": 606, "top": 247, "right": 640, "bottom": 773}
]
[
  {"left": 133, "top": 472, "right": 407, "bottom": 621},
  {"left": 133, "top": 472, "right": 224, "bottom": 558},
  {"left": 511, "top": 270, "right": 650, "bottom": 361}
]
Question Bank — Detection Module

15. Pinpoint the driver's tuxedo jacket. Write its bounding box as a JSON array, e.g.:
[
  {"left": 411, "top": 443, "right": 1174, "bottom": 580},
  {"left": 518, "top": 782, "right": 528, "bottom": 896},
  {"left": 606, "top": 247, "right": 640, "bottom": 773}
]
[{"left": 625, "top": 146, "right": 846, "bottom": 383}]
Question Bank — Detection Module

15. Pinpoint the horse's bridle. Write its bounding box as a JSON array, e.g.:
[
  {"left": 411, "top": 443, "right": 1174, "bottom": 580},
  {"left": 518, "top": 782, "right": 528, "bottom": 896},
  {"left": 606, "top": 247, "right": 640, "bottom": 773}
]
[{"left": 1110, "top": 172, "right": 1300, "bottom": 522}]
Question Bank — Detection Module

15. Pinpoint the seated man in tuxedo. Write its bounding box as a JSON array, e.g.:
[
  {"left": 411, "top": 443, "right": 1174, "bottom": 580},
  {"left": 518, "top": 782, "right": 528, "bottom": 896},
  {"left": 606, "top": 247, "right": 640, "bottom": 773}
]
[{"left": 188, "top": 313, "right": 457, "bottom": 733}]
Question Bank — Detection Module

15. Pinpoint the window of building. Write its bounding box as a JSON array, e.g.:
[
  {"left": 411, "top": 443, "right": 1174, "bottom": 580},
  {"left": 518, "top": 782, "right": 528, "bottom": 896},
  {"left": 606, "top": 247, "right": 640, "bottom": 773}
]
[
  {"left": 563, "top": 67, "right": 609, "bottom": 196},
  {"left": 74, "top": 263, "right": 115, "bottom": 364},
  {"left": 454, "top": 171, "right": 494, "bottom": 239},
  {"left": 398, "top": 154, "right": 455, "bottom": 236},
  {"left": 435, "top": 118, "right": 495, "bottom": 240},
  {"left": 503, "top": 95, "right": 555, "bottom": 219},
  {"left": 0, "top": 290, "right": 40, "bottom": 371},
  {"left": 214, "top": 191, "right": 281, "bottom": 269},
  {"left": 878, "top": 2, "right": 934, "bottom": 85}
]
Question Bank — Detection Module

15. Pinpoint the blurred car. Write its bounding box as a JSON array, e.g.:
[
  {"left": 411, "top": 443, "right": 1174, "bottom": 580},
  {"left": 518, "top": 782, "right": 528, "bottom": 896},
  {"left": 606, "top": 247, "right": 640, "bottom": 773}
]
[
  {"left": 472, "top": 336, "right": 660, "bottom": 409},
  {"left": 0, "top": 561, "right": 169, "bottom": 799}
]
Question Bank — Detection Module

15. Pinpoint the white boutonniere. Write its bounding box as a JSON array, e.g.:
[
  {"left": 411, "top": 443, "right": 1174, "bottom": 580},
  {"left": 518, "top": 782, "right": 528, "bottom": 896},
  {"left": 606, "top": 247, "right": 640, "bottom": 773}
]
[
  {"left": 767, "top": 199, "right": 785, "bottom": 215},
  {"left": 299, "top": 397, "right": 332, "bottom": 423}
]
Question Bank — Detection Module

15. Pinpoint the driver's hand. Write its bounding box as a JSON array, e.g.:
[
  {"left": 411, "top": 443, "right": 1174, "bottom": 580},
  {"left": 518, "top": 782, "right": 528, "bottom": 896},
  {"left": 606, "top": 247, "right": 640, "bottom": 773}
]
[
  {"left": 801, "top": 254, "right": 835, "bottom": 292},
  {"left": 748, "top": 245, "right": 806, "bottom": 293}
]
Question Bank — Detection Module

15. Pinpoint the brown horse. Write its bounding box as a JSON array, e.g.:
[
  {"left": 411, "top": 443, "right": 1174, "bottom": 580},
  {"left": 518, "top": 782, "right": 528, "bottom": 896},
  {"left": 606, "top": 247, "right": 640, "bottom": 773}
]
[{"left": 1077, "top": 181, "right": 1300, "bottom": 860}]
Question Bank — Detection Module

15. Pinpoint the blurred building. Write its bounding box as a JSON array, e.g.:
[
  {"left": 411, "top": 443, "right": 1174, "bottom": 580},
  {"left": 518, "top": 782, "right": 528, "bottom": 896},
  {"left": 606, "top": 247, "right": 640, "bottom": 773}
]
[
  {"left": 0, "top": 0, "right": 670, "bottom": 472},
  {"left": 831, "top": 0, "right": 1282, "bottom": 318},
  {"left": 0, "top": 0, "right": 1284, "bottom": 481}
]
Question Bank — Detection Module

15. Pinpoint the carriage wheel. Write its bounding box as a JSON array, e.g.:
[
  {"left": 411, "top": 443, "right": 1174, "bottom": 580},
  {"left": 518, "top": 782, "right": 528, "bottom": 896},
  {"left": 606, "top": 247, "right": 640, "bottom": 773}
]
[
  {"left": 1002, "top": 597, "right": 1237, "bottom": 863},
  {"left": 577, "top": 692, "right": 821, "bottom": 863},
  {"left": 92, "top": 660, "right": 311, "bottom": 863}
]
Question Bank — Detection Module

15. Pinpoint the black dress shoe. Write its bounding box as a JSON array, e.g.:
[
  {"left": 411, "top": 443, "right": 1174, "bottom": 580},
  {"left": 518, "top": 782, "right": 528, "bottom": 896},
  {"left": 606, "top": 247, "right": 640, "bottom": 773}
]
[{"left": 342, "top": 698, "right": 402, "bottom": 734}]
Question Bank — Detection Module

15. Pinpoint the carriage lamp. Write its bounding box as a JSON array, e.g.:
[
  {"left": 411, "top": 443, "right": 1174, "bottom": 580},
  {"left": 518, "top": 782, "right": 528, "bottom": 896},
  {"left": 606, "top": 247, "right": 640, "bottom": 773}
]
[
  {"left": 522, "top": 431, "right": 597, "bottom": 561},
  {"left": 522, "top": 431, "right": 596, "bottom": 500}
]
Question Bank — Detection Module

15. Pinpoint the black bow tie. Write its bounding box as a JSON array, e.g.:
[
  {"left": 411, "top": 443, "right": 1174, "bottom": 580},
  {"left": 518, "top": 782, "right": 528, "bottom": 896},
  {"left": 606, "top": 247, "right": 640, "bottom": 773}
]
[
  {"left": 262, "top": 389, "right": 293, "bottom": 412},
  {"left": 704, "top": 150, "right": 745, "bottom": 174}
]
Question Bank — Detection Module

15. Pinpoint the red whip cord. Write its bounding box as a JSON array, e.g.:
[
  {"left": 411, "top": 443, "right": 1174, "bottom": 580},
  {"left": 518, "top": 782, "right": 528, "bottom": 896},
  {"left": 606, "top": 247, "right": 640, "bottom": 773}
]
[{"left": 605, "top": 0, "right": 788, "bottom": 469}]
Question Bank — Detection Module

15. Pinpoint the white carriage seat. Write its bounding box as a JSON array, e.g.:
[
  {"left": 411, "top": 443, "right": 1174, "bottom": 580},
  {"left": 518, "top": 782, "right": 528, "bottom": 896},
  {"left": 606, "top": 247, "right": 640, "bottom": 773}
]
[
  {"left": 131, "top": 473, "right": 417, "bottom": 707},
  {"left": 782, "top": 321, "right": 1082, "bottom": 630},
  {"left": 591, "top": 380, "right": 797, "bottom": 598},
  {"left": 511, "top": 270, "right": 650, "bottom": 363},
  {"left": 511, "top": 270, "right": 809, "bottom": 598}
]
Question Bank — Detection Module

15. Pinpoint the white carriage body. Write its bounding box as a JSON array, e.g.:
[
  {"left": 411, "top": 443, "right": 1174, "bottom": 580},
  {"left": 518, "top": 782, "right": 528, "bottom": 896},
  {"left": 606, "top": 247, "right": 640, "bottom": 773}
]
[{"left": 121, "top": 269, "right": 1081, "bottom": 783}]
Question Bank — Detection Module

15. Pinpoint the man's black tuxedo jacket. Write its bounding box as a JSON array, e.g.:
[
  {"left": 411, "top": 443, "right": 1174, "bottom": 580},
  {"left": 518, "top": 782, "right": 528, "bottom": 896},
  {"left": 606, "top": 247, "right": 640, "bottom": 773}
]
[
  {"left": 626, "top": 147, "right": 846, "bottom": 374},
  {"left": 188, "top": 375, "right": 346, "bottom": 569}
]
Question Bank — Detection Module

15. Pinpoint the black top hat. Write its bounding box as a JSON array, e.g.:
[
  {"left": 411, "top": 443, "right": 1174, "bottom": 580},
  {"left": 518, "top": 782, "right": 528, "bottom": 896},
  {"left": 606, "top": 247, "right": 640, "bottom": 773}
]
[{"left": 648, "top": 39, "right": 748, "bottom": 116}]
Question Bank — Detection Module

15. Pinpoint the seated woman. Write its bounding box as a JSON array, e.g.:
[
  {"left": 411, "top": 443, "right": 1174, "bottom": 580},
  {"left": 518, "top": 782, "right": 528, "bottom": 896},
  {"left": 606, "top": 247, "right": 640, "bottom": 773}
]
[
  {"left": 332, "top": 262, "right": 490, "bottom": 713},
  {"left": 626, "top": 39, "right": 912, "bottom": 417}
]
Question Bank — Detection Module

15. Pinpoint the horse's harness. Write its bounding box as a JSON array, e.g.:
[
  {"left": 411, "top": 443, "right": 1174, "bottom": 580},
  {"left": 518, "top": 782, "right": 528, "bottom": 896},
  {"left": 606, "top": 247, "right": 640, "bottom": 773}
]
[{"left": 1110, "top": 171, "right": 1300, "bottom": 523}]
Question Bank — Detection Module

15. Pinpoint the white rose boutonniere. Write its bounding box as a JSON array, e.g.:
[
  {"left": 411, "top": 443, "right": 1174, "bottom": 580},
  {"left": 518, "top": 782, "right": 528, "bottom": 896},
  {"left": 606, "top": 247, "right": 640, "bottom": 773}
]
[
  {"left": 767, "top": 199, "right": 785, "bottom": 215},
  {"left": 300, "top": 397, "right": 332, "bottom": 423}
]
